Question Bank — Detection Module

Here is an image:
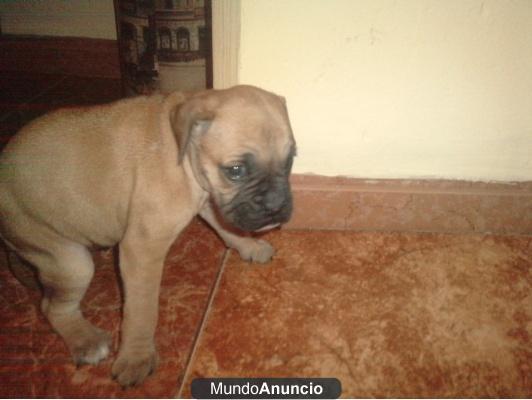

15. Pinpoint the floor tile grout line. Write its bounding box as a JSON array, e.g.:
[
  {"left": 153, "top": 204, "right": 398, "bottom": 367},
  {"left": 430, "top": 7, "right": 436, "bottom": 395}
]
[
  {"left": 174, "top": 248, "right": 231, "bottom": 399},
  {"left": 26, "top": 74, "right": 70, "bottom": 105},
  {"left": 0, "top": 75, "right": 69, "bottom": 123}
]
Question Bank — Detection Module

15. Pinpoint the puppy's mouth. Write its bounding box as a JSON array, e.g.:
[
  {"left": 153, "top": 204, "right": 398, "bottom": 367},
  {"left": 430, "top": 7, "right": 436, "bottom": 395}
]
[
  {"left": 214, "top": 169, "right": 294, "bottom": 232},
  {"left": 254, "top": 223, "right": 281, "bottom": 232},
  {"left": 225, "top": 210, "right": 290, "bottom": 233},
  {"left": 219, "top": 193, "right": 293, "bottom": 233}
]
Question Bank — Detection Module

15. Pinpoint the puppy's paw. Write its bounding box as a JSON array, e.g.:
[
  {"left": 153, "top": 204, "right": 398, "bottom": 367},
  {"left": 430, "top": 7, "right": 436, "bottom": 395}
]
[
  {"left": 70, "top": 326, "right": 111, "bottom": 366},
  {"left": 112, "top": 348, "right": 158, "bottom": 387},
  {"left": 236, "top": 239, "right": 275, "bottom": 264}
]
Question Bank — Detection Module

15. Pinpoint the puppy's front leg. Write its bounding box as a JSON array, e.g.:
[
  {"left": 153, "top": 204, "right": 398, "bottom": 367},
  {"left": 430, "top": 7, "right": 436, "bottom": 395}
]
[
  {"left": 112, "top": 223, "right": 177, "bottom": 387},
  {"left": 200, "top": 202, "right": 275, "bottom": 264}
]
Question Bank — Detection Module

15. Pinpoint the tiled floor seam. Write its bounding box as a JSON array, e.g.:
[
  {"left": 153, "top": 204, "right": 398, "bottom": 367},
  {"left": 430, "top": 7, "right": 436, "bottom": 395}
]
[
  {"left": 0, "top": 75, "right": 68, "bottom": 123},
  {"left": 24, "top": 75, "right": 71, "bottom": 110},
  {"left": 174, "top": 248, "right": 231, "bottom": 398}
]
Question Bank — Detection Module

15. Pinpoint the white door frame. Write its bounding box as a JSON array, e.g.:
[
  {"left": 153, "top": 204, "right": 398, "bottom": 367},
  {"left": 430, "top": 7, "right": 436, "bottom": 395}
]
[{"left": 211, "top": 0, "right": 241, "bottom": 89}]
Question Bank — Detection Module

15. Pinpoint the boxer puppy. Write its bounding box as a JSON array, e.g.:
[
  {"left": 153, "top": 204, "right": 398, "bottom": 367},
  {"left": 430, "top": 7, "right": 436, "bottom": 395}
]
[{"left": 0, "top": 85, "right": 295, "bottom": 386}]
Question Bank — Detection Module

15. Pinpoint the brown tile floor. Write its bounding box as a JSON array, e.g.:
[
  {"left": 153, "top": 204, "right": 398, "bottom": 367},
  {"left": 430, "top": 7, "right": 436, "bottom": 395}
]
[
  {"left": 1, "top": 73, "right": 531, "bottom": 398},
  {"left": 181, "top": 231, "right": 531, "bottom": 398}
]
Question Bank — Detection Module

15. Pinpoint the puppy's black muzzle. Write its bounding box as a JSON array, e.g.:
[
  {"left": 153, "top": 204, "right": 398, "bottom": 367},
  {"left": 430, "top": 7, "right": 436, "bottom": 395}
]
[{"left": 224, "top": 176, "right": 293, "bottom": 232}]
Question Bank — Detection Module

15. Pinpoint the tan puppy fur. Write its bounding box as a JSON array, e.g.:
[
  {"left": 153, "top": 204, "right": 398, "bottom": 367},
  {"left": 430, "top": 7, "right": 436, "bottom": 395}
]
[{"left": 0, "top": 86, "right": 295, "bottom": 387}]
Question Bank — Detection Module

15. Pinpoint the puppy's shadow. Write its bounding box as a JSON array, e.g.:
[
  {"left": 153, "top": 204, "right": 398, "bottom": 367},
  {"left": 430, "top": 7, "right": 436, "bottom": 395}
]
[{"left": 2, "top": 244, "right": 42, "bottom": 291}]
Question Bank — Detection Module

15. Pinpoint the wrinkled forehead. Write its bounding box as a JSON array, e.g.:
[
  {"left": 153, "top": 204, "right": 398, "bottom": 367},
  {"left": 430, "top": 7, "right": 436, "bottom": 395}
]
[{"left": 210, "top": 94, "right": 295, "bottom": 163}]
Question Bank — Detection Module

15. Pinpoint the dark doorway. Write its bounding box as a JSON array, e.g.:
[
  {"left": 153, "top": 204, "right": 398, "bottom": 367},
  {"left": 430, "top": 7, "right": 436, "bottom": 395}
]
[{"left": 114, "top": 0, "right": 213, "bottom": 95}]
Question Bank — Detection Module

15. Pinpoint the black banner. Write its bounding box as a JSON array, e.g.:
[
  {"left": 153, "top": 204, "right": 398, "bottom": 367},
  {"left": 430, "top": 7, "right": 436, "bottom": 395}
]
[{"left": 191, "top": 378, "right": 341, "bottom": 399}]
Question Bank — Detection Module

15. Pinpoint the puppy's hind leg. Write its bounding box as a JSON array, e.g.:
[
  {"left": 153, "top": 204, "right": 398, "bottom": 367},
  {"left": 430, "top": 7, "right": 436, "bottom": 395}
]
[
  {"left": 31, "top": 243, "right": 111, "bottom": 365},
  {"left": 199, "top": 202, "right": 275, "bottom": 264}
]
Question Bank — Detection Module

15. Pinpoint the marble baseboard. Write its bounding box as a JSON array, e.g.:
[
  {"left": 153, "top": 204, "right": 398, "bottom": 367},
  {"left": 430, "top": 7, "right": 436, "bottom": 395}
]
[{"left": 287, "top": 175, "right": 532, "bottom": 235}]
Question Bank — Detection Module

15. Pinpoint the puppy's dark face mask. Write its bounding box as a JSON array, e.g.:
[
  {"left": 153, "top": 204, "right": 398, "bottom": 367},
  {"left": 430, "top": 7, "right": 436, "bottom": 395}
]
[
  {"left": 218, "top": 151, "right": 294, "bottom": 232},
  {"left": 172, "top": 85, "right": 296, "bottom": 232}
]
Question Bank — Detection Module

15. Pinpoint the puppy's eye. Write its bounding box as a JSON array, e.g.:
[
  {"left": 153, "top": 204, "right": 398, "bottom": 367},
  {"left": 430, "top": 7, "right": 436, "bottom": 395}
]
[{"left": 224, "top": 164, "right": 247, "bottom": 181}]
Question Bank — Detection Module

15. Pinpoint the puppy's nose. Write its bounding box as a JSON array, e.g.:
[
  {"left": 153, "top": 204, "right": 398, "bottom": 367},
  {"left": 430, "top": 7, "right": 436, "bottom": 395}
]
[{"left": 264, "top": 191, "right": 285, "bottom": 213}]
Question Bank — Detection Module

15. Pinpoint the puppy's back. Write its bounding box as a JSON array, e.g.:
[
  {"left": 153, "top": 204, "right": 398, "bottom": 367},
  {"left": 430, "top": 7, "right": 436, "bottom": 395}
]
[{"left": 0, "top": 95, "right": 166, "bottom": 247}]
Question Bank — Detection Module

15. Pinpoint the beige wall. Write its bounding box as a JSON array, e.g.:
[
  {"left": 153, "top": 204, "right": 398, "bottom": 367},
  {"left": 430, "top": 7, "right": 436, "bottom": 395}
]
[
  {"left": 2, "top": 0, "right": 531, "bottom": 182},
  {"left": 239, "top": 0, "right": 532, "bottom": 182},
  {"left": 0, "top": 0, "right": 117, "bottom": 39}
]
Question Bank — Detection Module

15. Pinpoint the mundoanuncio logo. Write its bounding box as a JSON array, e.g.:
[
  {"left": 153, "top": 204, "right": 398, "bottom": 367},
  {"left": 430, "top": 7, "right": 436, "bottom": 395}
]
[{"left": 191, "top": 377, "right": 341, "bottom": 399}]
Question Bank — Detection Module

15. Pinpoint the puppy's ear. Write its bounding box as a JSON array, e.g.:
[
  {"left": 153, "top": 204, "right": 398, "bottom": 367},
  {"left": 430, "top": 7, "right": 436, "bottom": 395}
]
[{"left": 170, "top": 97, "right": 215, "bottom": 164}]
